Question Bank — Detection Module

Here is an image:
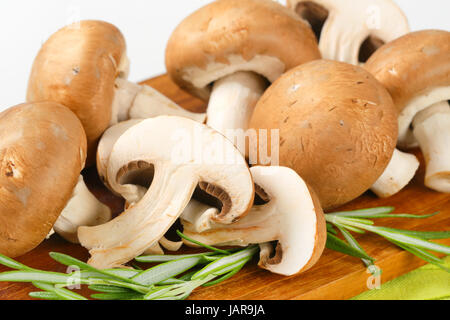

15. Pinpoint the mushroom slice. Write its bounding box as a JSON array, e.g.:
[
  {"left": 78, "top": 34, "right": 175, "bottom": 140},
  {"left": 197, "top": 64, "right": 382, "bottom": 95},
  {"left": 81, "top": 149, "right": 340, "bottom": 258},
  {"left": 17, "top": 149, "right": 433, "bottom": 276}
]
[
  {"left": 181, "top": 166, "right": 326, "bottom": 276},
  {"left": 78, "top": 116, "right": 254, "bottom": 269},
  {"left": 98, "top": 119, "right": 183, "bottom": 254},
  {"left": 365, "top": 30, "right": 450, "bottom": 192},
  {"left": 166, "top": 0, "right": 320, "bottom": 152},
  {"left": 287, "top": 0, "right": 409, "bottom": 64},
  {"left": 52, "top": 176, "right": 111, "bottom": 243},
  {"left": 97, "top": 119, "right": 143, "bottom": 190},
  {"left": 27, "top": 20, "right": 205, "bottom": 165}
]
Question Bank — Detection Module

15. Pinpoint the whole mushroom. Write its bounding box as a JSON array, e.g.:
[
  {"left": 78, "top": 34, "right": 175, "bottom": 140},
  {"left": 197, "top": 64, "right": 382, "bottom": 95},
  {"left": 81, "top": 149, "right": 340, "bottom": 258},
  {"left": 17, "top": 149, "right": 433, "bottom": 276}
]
[
  {"left": 249, "top": 60, "right": 399, "bottom": 210},
  {"left": 287, "top": 0, "right": 409, "bottom": 64},
  {"left": 181, "top": 166, "right": 327, "bottom": 276},
  {"left": 166, "top": 0, "right": 321, "bottom": 149},
  {"left": 365, "top": 30, "right": 450, "bottom": 193},
  {"left": 287, "top": 0, "right": 418, "bottom": 198},
  {"left": 0, "top": 102, "right": 110, "bottom": 257},
  {"left": 78, "top": 116, "right": 255, "bottom": 269},
  {"left": 27, "top": 20, "right": 205, "bottom": 165}
]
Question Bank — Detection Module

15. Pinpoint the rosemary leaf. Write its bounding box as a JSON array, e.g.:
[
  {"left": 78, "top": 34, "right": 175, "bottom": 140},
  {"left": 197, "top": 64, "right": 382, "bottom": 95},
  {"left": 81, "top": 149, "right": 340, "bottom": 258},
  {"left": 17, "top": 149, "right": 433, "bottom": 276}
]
[
  {"left": 135, "top": 252, "right": 215, "bottom": 263},
  {"left": 132, "top": 256, "right": 203, "bottom": 286},
  {"left": 328, "top": 207, "right": 395, "bottom": 217},
  {"left": 0, "top": 254, "right": 34, "bottom": 271},
  {"left": 49, "top": 252, "right": 138, "bottom": 285},
  {"left": 29, "top": 291, "right": 60, "bottom": 300},
  {"left": 336, "top": 226, "right": 375, "bottom": 268},
  {"left": 176, "top": 230, "right": 231, "bottom": 255},
  {"left": 192, "top": 246, "right": 258, "bottom": 280},
  {"left": 326, "top": 233, "right": 374, "bottom": 261}
]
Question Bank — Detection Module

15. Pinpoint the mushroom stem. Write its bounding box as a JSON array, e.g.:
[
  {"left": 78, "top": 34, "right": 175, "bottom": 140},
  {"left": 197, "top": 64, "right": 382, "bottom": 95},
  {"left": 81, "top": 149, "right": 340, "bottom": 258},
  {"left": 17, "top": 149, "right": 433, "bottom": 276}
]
[
  {"left": 78, "top": 165, "right": 197, "bottom": 268},
  {"left": 412, "top": 101, "right": 450, "bottom": 193},
  {"left": 371, "top": 149, "right": 420, "bottom": 198},
  {"left": 207, "top": 71, "right": 267, "bottom": 137},
  {"left": 111, "top": 78, "right": 206, "bottom": 125},
  {"left": 182, "top": 199, "right": 279, "bottom": 247},
  {"left": 53, "top": 176, "right": 111, "bottom": 243}
]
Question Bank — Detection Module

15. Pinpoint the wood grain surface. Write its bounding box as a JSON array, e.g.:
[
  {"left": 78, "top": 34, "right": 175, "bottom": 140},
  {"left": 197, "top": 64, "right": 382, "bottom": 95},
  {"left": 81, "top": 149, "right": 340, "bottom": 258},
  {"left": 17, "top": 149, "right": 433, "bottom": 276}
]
[{"left": 0, "top": 74, "right": 449, "bottom": 300}]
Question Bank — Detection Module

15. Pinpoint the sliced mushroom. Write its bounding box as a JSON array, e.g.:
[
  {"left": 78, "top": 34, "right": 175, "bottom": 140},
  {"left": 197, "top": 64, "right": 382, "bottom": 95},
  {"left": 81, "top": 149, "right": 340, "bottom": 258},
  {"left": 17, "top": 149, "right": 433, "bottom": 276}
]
[
  {"left": 181, "top": 166, "right": 326, "bottom": 276},
  {"left": 287, "top": 0, "right": 409, "bottom": 64},
  {"left": 27, "top": 20, "right": 205, "bottom": 165},
  {"left": 97, "top": 119, "right": 144, "bottom": 190},
  {"left": 78, "top": 116, "right": 254, "bottom": 268},
  {"left": 166, "top": 0, "right": 320, "bottom": 151},
  {"left": 365, "top": 30, "right": 450, "bottom": 192},
  {"left": 0, "top": 102, "right": 109, "bottom": 257},
  {"left": 249, "top": 60, "right": 398, "bottom": 210},
  {"left": 97, "top": 119, "right": 186, "bottom": 254}
]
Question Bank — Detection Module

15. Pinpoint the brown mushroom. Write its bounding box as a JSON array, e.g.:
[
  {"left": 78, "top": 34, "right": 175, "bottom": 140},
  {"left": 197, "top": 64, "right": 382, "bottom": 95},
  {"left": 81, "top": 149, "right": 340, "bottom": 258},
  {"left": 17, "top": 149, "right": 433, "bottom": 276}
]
[
  {"left": 365, "top": 30, "right": 450, "bottom": 192},
  {"left": 27, "top": 20, "right": 204, "bottom": 165},
  {"left": 166, "top": 0, "right": 320, "bottom": 150},
  {"left": 249, "top": 60, "right": 398, "bottom": 210},
  {"left": 0, "top": 102, "right": 86, "bottom": 257}
]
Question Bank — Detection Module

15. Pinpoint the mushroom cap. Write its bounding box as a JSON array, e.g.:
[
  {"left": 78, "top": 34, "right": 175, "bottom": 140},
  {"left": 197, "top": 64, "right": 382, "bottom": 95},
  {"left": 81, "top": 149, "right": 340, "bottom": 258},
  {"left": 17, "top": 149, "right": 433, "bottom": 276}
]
[
  {"left": 0, "top": 102, "right": 86, "bottom": 257},
  {"left": 249, "top": 60, "right": 398, "bottom": 210},
  {"left": 364, "top": 30, "right": 450, "bottom": 146},
  {"left": 165, "top": 0, "right": 321, "bottom": 101},
  {"left": 27, "top": 20, "right": 127, "bottom": 165}
]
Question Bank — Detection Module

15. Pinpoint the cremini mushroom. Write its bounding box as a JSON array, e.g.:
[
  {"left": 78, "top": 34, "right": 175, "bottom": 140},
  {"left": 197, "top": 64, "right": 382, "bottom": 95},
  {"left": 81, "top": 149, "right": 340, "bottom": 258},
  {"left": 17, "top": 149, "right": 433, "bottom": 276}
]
[
  {"left": 181, "top": 166, "right": 326, "bottom": 276},
  {"left": 78, "top": 116, "right": 254, "bottom": 268},
  {"left": 365, "top": 30, "right": 450, "bottom": 193},
  {"left": 249, "top": 60, "right": 399, "bottom": 210},
  {"left": 27, "top": 20, "right": 205, "bottom": 165},
  {"left": 0, "top": 102, "right": 110, "bottom": 257},
  {"left": 287, "top": 0, "right": 410, "bottom": 64},
  {"left": 288, "top": 0, "right": 417, "bottom": 197},
  {"left": 165, "top": 0, "right": 320, "bottom": 148}
]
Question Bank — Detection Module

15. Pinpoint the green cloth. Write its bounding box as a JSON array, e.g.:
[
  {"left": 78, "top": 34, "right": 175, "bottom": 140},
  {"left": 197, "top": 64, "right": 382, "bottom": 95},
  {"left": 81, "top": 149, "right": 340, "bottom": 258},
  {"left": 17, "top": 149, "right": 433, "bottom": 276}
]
[{"left": 352, "top": 256, "right": 450, "bottom": 300}]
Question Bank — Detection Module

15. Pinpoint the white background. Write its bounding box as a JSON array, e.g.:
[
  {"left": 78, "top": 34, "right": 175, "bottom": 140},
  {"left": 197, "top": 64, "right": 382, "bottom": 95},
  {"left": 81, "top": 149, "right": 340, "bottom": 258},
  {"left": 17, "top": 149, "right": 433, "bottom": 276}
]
[{"left": 0, "top": 0, "right": 449, "bottom": 110}]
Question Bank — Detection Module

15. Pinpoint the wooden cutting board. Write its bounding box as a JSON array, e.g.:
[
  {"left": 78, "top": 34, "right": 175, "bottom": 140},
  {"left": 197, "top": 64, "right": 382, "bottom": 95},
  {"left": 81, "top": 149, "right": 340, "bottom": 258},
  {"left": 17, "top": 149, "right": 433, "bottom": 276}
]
[{"left": 0, "top": 74, "right": 449, "bottom": 300}]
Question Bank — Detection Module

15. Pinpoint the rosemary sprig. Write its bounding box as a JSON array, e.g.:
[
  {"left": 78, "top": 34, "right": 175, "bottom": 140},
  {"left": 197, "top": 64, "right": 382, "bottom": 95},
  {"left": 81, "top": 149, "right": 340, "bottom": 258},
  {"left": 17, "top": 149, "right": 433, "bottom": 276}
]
[
  {"left": 0, "top": 231, "right": 258, "bottom": 300},
  {"left": 0, "top": 207, "right": 448, "bottom": 300},
  {"left": 325, "top": 207, "right": 450, "bottom": 272}
]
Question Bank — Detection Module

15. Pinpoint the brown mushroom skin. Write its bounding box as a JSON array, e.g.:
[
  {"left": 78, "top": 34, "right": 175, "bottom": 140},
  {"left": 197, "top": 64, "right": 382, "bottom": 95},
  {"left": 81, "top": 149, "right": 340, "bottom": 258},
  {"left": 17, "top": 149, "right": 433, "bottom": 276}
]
[
  {"left": 364, "top": 30, "right": 450, "bottom": 115},
  {"left": 27, "top": 20, "right": 126, "bottom": 165},
  {"left": 165, "top": 0, "right": 321, "bottom": 101},
  {"left": 249, "top": 60, "right": 398, "bottom": 210},
  {"left": 0, "top": 102, "right": 86, "bottom": 257}
]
